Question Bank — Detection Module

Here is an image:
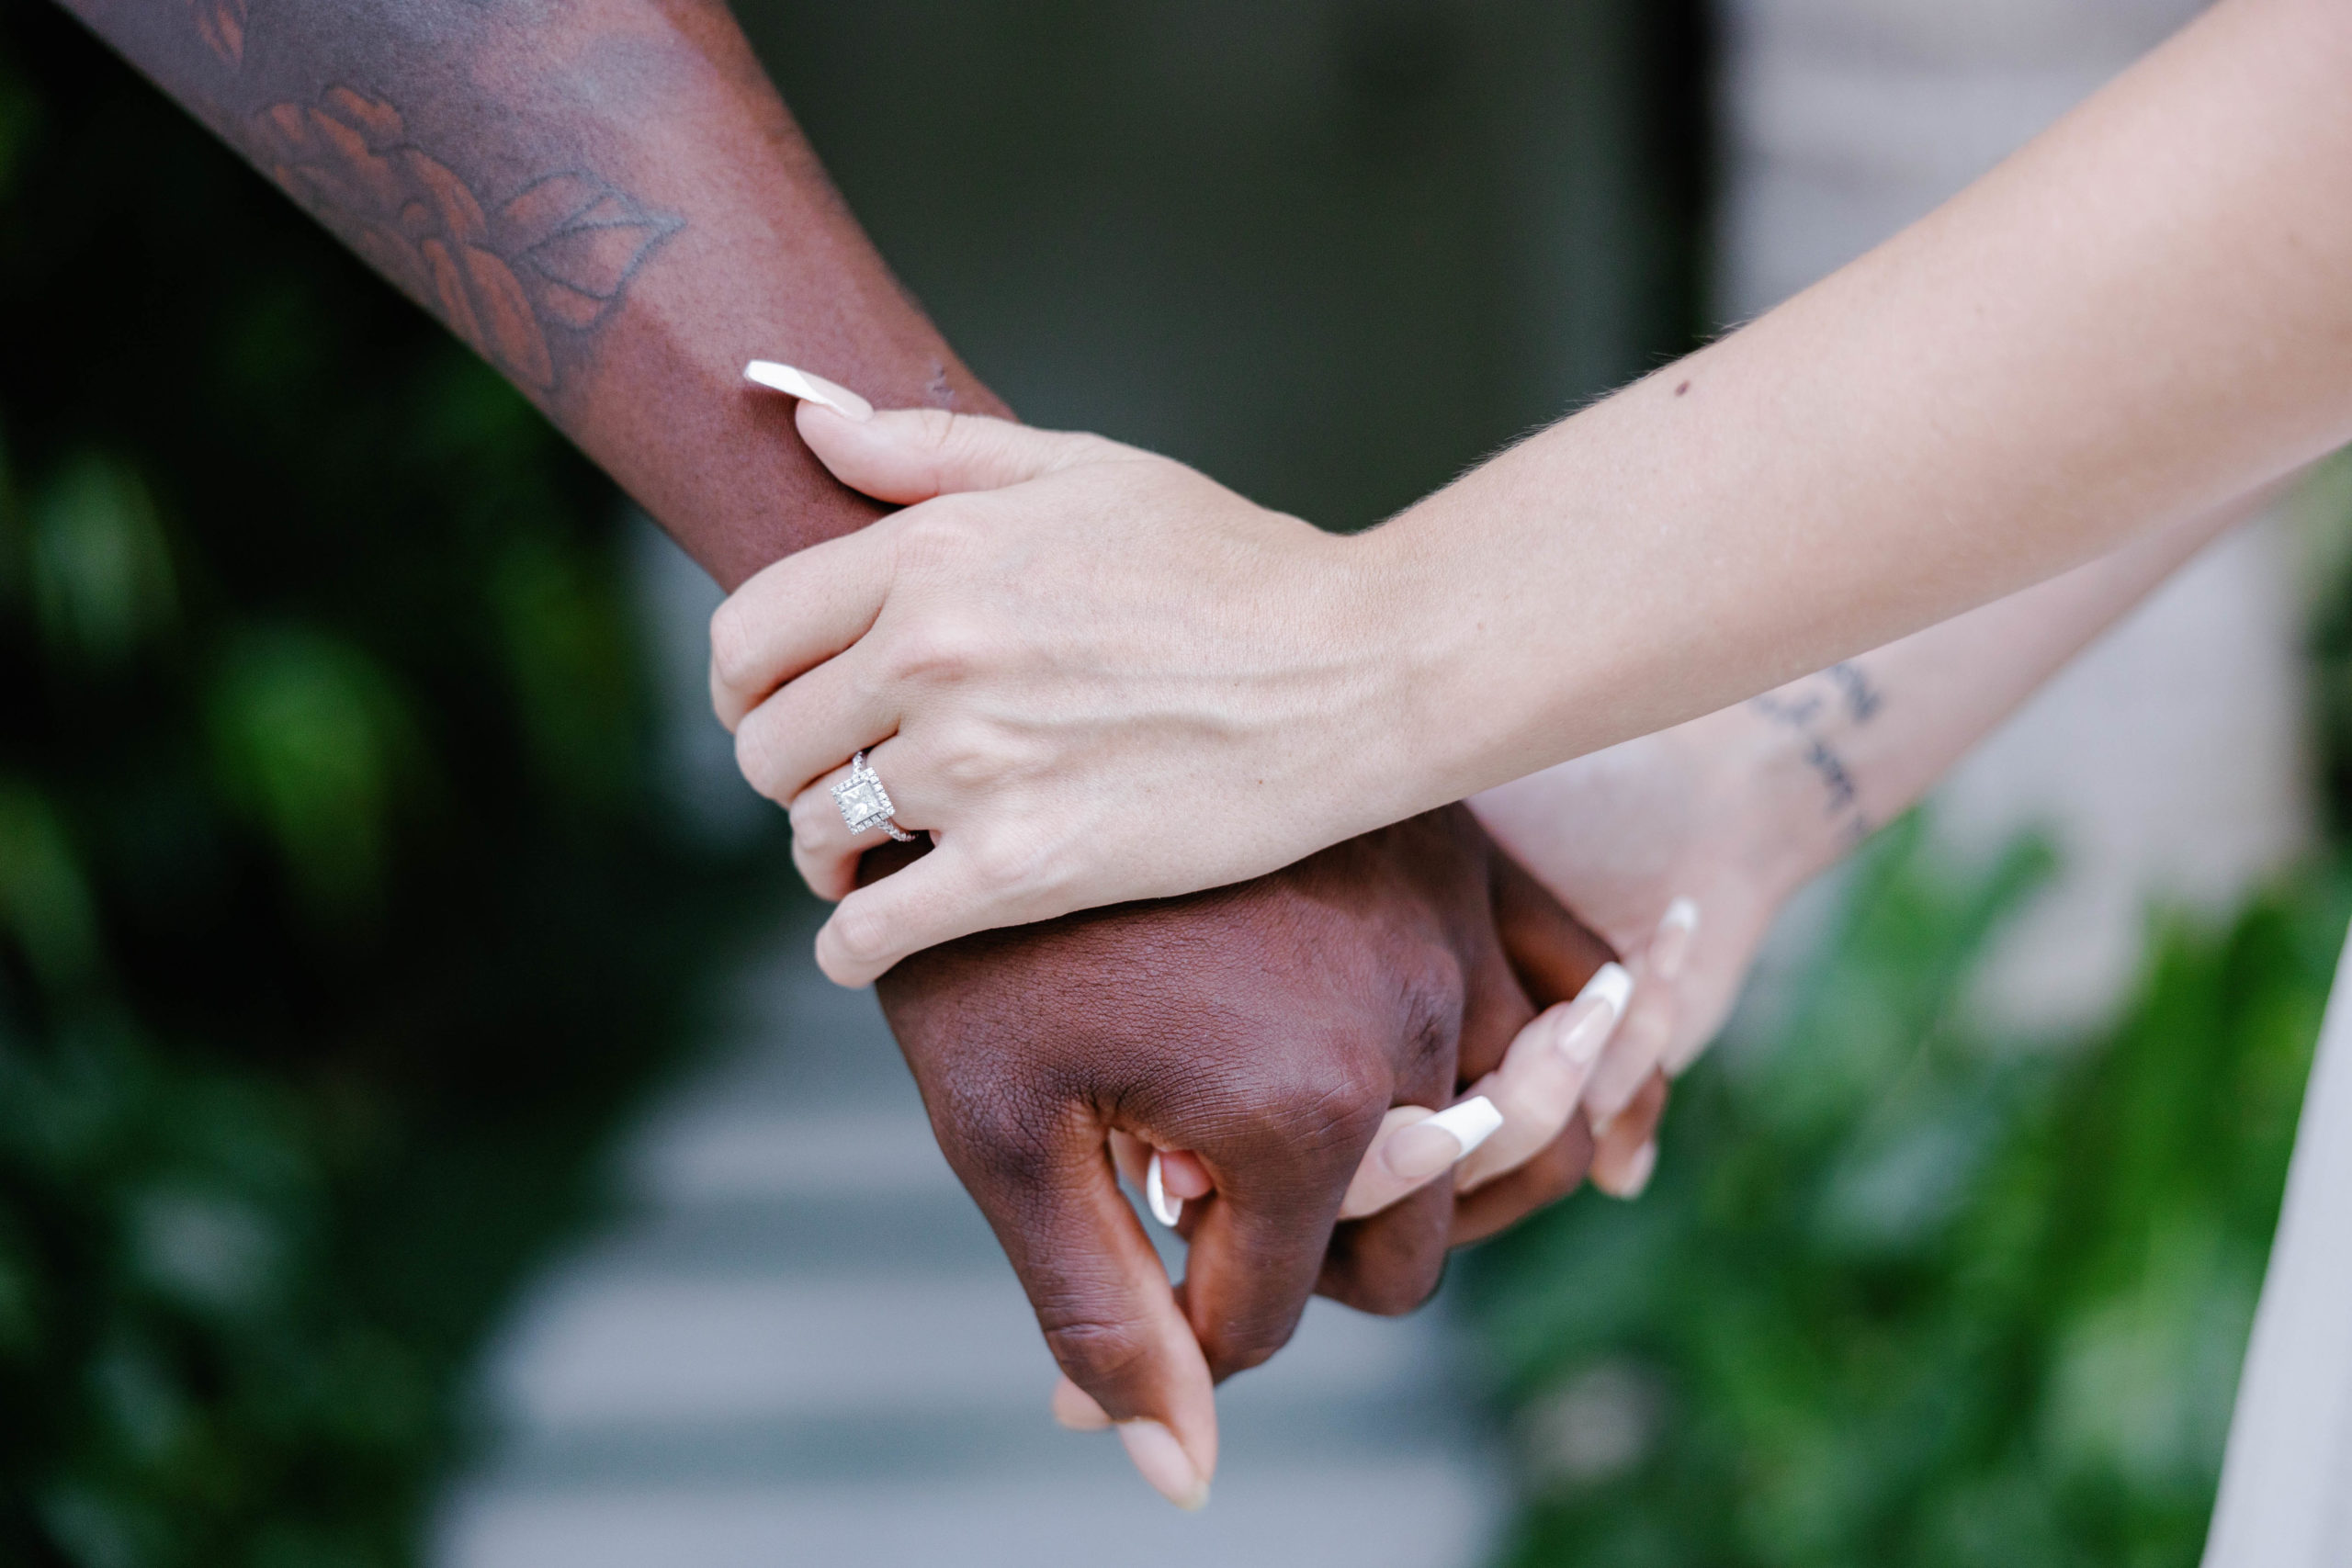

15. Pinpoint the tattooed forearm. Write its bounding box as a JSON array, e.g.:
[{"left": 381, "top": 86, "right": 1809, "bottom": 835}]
[
  {"left": 256, "top": 87, "right": 677, "bottom": 394},
  {"left": 1750, "top": 660, "right": 1886, "bottom": 842},
  {"left": 66, "top": 1, "right": 677, "bottom": 400},
  {"left": 54, "top": 0, "right": 1001, "bottom": 585}
]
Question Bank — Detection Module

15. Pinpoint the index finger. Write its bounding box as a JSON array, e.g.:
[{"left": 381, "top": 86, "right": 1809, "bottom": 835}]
[
  {"left": 924, "top": 1091, "right": 1218, "bottom": 1509},
  {"left": 705, "top": 524, "right": 893, "bottom": 730}
]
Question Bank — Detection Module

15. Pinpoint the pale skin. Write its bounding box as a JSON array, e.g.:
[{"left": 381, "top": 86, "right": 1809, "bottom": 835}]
[
  {"left": 1168, "top": 488, "right": 2268, "bottom": 1325},
  {"left": 710, "top": 0, "right": 2352, "bottom": 987}
]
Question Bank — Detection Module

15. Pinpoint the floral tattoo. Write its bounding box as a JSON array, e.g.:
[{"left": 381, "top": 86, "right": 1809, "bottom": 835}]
[{"left": 254, "top": 87, "right": 680, "bottom": 394}]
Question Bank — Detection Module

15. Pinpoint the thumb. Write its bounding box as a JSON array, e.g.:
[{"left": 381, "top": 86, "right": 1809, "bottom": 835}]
[{"left": 797, "top": 400, "right": 1124, "bottom": 504}]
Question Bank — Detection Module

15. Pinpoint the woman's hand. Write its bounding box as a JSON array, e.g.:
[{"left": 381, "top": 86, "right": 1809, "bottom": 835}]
[
  {"left": 711, "top": 376, "right": 1423, "bottom": 985},
  {"left": 1331, "top": 694, "right": 1846, "bottom": 1216}
]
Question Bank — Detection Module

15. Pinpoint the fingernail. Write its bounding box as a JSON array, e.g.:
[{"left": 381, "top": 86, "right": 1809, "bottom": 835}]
[
  {"left": 1118, "top": 1419, "right": 1210, "bottom": 1510},
  {"left": 743, "top": 360, "right": 876, "bottom": 422},
  {"left": 1652, "top": 898, "right": 1700, "bottom": 982},
  {"left": 1426, "top": 1095, "right": 1503, "bottom": 1157},
  {"left": 1380, "top": 1095, "right": 1503, "bottom": 1183},
  {"left": 1600, "top": 1139, "right": 1658, "bottom": 1201},
  {"left": 1556, "top": 962, "right": 1633, "bottom": 1066},
  {"left": 1146, "top": 1150, "right": 1182, "bottom": 1228}
]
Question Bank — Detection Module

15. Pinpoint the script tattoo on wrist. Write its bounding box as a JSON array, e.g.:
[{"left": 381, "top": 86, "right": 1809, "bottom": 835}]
[{"left": 1749, "top": 660, "right": 1885, "bottom": 845}]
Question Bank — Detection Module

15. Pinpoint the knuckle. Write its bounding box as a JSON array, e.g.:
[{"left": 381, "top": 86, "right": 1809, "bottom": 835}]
[
  {"left": 906, "top": 406, "right": 965, "bottom": 456},
  {"left": 787, "top": 788, "right": 834, "bottom": 840},
  {"left": 963, "top": 829, "right": 1057, "bottom": 898},
  {"left": 891, "top": 506, "right": 981, "bottom": 574},
  {"left": 732, "top": 718, "right": 785, "bottom": 800},
  {"left": 919, "top": 1068, "right": 1080, "bottom": 1201},
  {"left": 881, "top": 616, "right": 987, "bottom": 685},
  {"left": 1205, "top": 1306, "right": 1306, "bottom": 1376},
  {"left": 1266, "top": 1062, "right": 1390, "bottom": 1156},
  {"left": 828, "top": 897, "right": 896, "bottom": 964},
  {"left": 1038, "top": 1314, "right": 1154, "bottom": 1393},
  {"left": 706, "top": 601, "right": 756, "bottom": 694}
]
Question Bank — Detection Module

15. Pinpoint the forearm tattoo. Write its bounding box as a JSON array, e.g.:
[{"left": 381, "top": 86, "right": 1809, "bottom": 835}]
[
  {"left": 63, "top": 0, "right": 681, "bottom": 400},
  {"left": 1749, "top": 660, "right": 1884, "bottom": 844},
  {"left": 256, "top": 88, "right": 677, "bottom": 393}
]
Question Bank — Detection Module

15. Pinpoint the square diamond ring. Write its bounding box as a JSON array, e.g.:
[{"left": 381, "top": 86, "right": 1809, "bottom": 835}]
[{"left": 833, "top": 750, "right": 914, "bottom": 841}]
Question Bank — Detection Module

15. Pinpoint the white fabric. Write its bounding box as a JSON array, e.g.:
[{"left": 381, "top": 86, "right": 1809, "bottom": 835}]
[{"left": 2204, "top": 922, "right": 2352, "bottom": 1566}]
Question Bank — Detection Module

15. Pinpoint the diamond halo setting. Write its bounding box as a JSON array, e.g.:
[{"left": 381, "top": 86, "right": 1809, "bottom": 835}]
[{"left": 833, "top": 750, "right": 914, "bottom": 842}]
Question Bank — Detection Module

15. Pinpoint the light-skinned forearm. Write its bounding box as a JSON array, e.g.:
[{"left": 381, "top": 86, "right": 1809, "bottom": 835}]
[
  {"left": 1746, "top": 489, "right": 2281, "bottom": 888},
  {"left": 1379, "top": 0, "right": 2352, "bottom": 813},
  {"left": 1472, "top": 486, "right": 2278, "bottom": 1114}
]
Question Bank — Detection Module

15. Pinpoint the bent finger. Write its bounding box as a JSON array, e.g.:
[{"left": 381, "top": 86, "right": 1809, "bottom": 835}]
[
  {"left": 707, "top": 527, "right": 895, "bottom": 731},
  {"left": 786, "top": 736, "right": 938, "bottom": 902},
  {"left": 1456, "top": 963, "right": 1633, "bottom": 1192},
  {"left": 1450, "top": 1114, "right": 1600, "bottom": 1247},
  {"left": 1591, "top": 1072, "right": 1668, "bottom": 1200},
  {"left": 938, "top": 1108, "right": 1217, "bottom": 1509},
  {"left": 1585, "top": 899, "right": 1700, "bottom": 1129},
  {"left": 1338, "top": 1098, "right": 1504, "bottom": 1221},
  {"left": 732, "top": 646, "right": 899, "bottom": 808},
  {"left": 813, "top": 844, "right": 1024, "bottom": 987}
]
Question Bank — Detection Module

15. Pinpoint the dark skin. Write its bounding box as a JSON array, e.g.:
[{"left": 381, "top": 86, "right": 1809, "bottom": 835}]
[{"left": 62, "top": 0, "right": 1664, "bottom": 1483}]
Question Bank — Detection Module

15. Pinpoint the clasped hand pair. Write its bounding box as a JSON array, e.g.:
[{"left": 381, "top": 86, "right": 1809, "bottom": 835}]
[{"left": 709, "top": 389, "right": 1817, "bottom": 1507}]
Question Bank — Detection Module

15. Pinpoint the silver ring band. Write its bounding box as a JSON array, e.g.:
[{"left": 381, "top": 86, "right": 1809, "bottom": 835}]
[{"left": 833, "top": 749, "right": 914, "bottom": 842}]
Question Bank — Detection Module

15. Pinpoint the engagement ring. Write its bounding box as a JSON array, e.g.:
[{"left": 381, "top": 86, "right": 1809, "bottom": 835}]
[{"left": 834, "top": 750, "right": 914, "bottom": 842}]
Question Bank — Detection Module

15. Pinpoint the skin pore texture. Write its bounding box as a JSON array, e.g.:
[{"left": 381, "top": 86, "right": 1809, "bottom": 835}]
[
  {"left": 57, "top": 0, "right": 1647, "bottom": 1506},
  {"left": 707, "top": 0, "right": 2352, "bottom": 985}
]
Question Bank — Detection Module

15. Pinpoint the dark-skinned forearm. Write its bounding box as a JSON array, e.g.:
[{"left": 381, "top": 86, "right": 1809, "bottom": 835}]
[{"left": 60, "top": 0, "right": 1003, "bottom": 588}]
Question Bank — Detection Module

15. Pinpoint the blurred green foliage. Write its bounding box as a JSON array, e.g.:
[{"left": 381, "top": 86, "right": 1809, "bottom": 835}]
[
  {"left": 0, "top": 7, "right": 774, "bottom": 1563},
  {"left": 1473, "top": 816, "right": 2346, "bottom": 1567}
]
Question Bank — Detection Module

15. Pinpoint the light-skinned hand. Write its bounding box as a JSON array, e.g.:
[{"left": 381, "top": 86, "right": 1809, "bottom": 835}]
[{"left": 712, "top": 388, "right": 1418, "bottom": 987}]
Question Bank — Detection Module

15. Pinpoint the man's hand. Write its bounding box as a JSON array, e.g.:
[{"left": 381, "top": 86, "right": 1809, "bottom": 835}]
[{"left": 875, "top": 805, "right": 1620, "bottom": 1505}]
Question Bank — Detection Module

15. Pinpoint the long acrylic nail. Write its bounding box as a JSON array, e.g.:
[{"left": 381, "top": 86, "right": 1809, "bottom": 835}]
[
  {"left": 1118, "top": 1419, "right": 1209, "bottom": 1510},
  {"left": 743, "top": 360, "right": 875, "bottom": 422},
  {"left": 1383, "top": 1096, "right": 1503, "bottom": 1182},
  {"left": 1651, "top": 897, "right": 1700, "bottom": 982},
  {"left": 1146, "top": 1150, "right": 1182, "bottom": 1228},
  {"left": 1557, "top": 962, "right": 1633, "bottom": 1066},
  {"left": 1427, "top": 1095, "right": 1503, "bottom": 1156}
]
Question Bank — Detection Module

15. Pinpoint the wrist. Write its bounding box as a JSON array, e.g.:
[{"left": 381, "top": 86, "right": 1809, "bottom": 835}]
[
  {"left": 1345, "top": 496, "right": 1532, "bottom": 817},
  {"left": 1699, "top": 678, "right": 1881, "bottom": 898}
]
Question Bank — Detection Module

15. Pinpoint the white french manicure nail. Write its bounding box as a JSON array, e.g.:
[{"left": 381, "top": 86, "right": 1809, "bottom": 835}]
[
  {"left": 1652, "top": 897, "right": 1700, "bottom": 982},
  {"left": 1557, "top": 962, "right": 1633, "bottom": 1066},
  {"left": 1422, "top": 1096, "right": 1504, "bottom": 1160},
  {"left": 1118, "top": 1419, "right": 1210, "bottom": 1510},
  {"left": 1146, "top": 1150, "right": 1182, "bottom": 1228},
  {"left": 743, "top": 360, "right": 876, "bottom": 422}
]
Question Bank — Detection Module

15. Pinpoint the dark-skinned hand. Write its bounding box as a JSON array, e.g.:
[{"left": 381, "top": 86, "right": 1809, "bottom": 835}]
[{"left": 870, "top": 803, "right": 1663, "bottom": 1506}]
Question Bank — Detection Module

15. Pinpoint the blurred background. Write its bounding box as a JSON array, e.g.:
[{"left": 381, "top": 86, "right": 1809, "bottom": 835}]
[{"left": 0, "top": 0, "right": 2338, "bottom": 1564}]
